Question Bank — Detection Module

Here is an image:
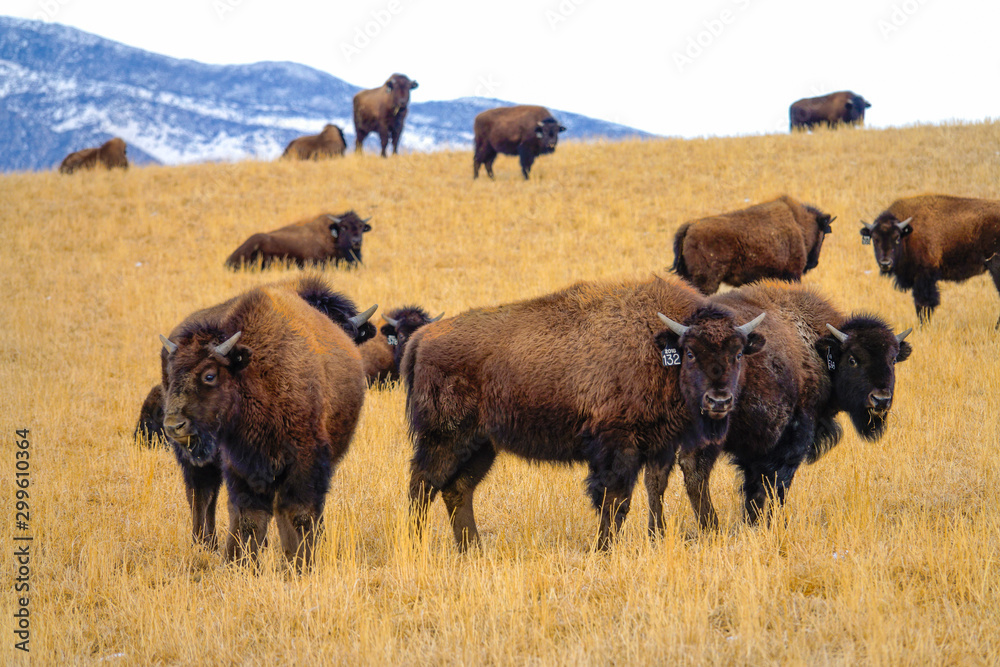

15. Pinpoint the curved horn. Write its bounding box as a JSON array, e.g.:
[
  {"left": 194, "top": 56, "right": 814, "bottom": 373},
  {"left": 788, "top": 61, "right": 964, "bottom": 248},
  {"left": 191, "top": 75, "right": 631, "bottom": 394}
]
[
  {"left": 428, "top": 312, "right": 445, "bottom": 323},
  {"left": 214, "top": 331, "right": 242, "bottom": 356},
  {"left": 861, "top": 220, "right": 874, "bottom": 231},
  {"left": 825, "top": 324, "right": 849, "bottom": 343},
  {"left": 895, "top": 216, "right": 913, "bottom": 231},
  {"left": 325, "top": 215, "right": 342, "bottom": 224},
  {"left": 159, "top": 334, "right": 177, "bottom": 354},
  {"left": 383, "top": 315, "right": 400, "bottom": 329},
  {"left": 360, "top": 217, "right": 372, "bottom": 224},
  {"left": 349, "top": 304, "right": 378, "bottom": 328},
  {"left": 895, "top": 327, "right": 912, "bottom": 343},
  {"left": 657, "top": 312, "right": 689, "bottom": 336},
  {"left": 735, "top": 312, "right": 766, "bottom": 336}
]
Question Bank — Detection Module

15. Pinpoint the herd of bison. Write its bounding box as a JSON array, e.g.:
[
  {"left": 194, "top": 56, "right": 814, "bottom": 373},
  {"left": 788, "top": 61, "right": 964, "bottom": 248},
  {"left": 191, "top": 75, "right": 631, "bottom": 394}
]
[{"left": 53, "top": 76, "right": 1000, "bottom": 567}]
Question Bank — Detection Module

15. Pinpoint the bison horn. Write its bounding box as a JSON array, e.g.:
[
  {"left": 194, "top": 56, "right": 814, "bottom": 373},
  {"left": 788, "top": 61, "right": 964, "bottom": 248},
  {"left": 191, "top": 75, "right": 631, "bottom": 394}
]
[
  {"left": 735, "top": 312, "right": 766, "bottom": 336},
  {"left": 428, "top": 312, "right": 445, "bottom": 323},
  {"left": 159, "top": 334, "right": 178, "bottom": 354},
  {"left": 361, "top": 217, "right": 372, "bottom": 224},
  {"left": 657, "top": 312, "right": 689, "bottom": 336},
  {"left": 895, "top": 217, "right": 913, "bottom": 231},
  {"left": 349, "top": 304, "right": 378, "bottom": 328},
  {"left": 861, "top": 220, "right": 875, "bottom": 231},
  {"left": 895, "top": 327, "right": 912, "bottom": 343},
  {"left": 214, "top": 331, "right": 242, "bottom": 357},
  {"left": 825, "top": 324, "right": 849, "bottom": 343},
  {"left": 326, "top": 215, "right": 342, "bottom": 224},
  {"left": 383, "top": 315, "right": 400, "bottom": 329}
]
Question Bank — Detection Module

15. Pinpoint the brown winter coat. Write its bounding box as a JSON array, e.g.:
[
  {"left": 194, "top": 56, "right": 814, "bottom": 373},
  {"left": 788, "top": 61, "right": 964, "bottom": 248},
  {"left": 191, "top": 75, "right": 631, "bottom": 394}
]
[
  {"left": 59, "top": 137, "right": 129, "bottom": 173},
  {"left": 281, "top": 124, "right": 347, "bottom": 160}
]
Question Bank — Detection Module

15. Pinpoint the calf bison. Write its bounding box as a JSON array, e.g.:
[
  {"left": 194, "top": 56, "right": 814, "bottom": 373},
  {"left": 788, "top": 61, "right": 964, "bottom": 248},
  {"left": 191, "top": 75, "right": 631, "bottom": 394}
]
[
  {"left": 281, "top": 124, "right": 347, "bottom": 160},
  {"left": 861, "top": 195, "right": 1000, "bottom": 327},
  {"left": 473, "top": 105, "right": 566, "bottom": 180},
  {"left": 225, "top": 210, "right": 372, "bottom": 269},
  {"left": 59, "top": 137, "right": 129, "bottom": 174},
  {"left": 403, "top": 276, "right": 766, "bottom": 551},
  {"left": 789, "top": 91, "right": 871, "bottom": 131},
  {"left": 353, "top": 73, "right": 418, "bottom": 157},
  {"left": 360, "top": 306, "right": 443, "bottom": 386},
  {"left": 645, "top": 281, "right": 912, "bottom": 531},
  {"left": 156, "top": 276, "right": 374, "bottom": 567},
  {"left": 672, "top": 195, "right": 835, "bottom": 295}
]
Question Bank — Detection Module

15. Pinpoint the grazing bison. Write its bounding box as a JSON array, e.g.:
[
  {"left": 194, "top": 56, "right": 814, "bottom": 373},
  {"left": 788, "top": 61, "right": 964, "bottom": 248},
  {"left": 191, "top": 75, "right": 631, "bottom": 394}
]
[
  {"left": 353, "top": 73, "right": 418, "bottom": 157},
  {"left": 672, "top": 195, "right": 835, "bottom": 295},
  {"left": 860, "top": 195, "right": 1000, "bottom": 327},
  {"left": 789, "top": 91, "right": 871, "bottom": 131},
  {"left": 645, "top": 281, "right": 912, "bottom": 531},
  {"left": 133, "top": 384, "right": 167, "bottom": 446},
  {"left": 403, "top": 276, "right": 767, "bottom": 551},
  {"left": 281, "top": 124, "right": 347, "bottom": 160},
  {"left": 225, "top": 210, "right": 372, "bottom": 269},
  {"left": 157, "top": 276, "right": 375, "bottom": 566},
  {"left": 360, "top": 306, "right": 443, "bottom": 386},
  {"left": 473, "top": 105, "right": 566, "bottom": 180},
  {"left": 59, "top": 137, "right": 129, "bottom": 174}
]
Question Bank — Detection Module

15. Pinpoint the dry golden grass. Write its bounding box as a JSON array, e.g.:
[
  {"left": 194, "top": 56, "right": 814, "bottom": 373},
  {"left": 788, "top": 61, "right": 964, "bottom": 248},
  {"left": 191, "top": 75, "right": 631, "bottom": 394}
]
[{"left": 2, "top": 121, "right": 1000, "bottom": 665}]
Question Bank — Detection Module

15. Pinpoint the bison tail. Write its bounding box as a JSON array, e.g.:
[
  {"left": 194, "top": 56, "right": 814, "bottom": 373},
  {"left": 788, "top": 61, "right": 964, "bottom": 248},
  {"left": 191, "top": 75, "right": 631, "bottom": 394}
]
[{"left": 672, "top": 222, "right": 692, "bottom": 278}]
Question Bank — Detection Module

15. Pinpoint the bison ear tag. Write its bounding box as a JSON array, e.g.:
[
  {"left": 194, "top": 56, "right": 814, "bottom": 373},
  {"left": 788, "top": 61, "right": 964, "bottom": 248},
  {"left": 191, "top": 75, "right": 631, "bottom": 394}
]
[
  {"left": 826, "top": 348, "right": 836, "bottom": 370},
  {"left": 661, "top": 346, "right": 681, "bottom": 367},
  {"left": 861, "top": 236, "right": 870, "bottom": 245},
  {"left": 387, "top": 335, "right": 398, "bottom": 346}
]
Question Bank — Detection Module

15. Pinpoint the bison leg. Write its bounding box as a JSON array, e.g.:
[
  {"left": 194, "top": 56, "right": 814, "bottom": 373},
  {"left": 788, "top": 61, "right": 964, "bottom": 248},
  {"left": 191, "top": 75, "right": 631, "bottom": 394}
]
[
  {"left": 355, "top": 130, "right": 368, "bottom": 154},
  {"left": 183, "top": 462, "right": 222, "bottom": 549},
  {"left": 275, "top": 507, "right": 322, "bottom": 571},
  {"left": 585, "top": 437, "right": 642, "bottom": 550},
  {"left": 440, "top": 444, "right": 497, "bottom": 552},
  {"left": 737, "top": 416, "right": 813, "bottom": 525},
  {"left": 678, "top": 447, "right": 721, "bottom": 531},
  {"left": 985, "top": 253, "right": 1000, "bottom": 329},
  {"left": 390, "top": 124, "right": 402, "bottom": 155},
  {"left": 224, "top": 476, "right": 274, "bottom": 567},
  {"left": 517, "top": 146, "right": 536, "bottom": 180},
  {"left": 643, "top": 446, "right": 679, "bottom": 537},
  {"left": 378, "top": 127, "right": 390, "bottom": 158},
  {"left": 473, "top": 144, "right": 497, "bottom": 179},
  {"left": 912, "top": 273, "right": 940, "bottom": 324}
]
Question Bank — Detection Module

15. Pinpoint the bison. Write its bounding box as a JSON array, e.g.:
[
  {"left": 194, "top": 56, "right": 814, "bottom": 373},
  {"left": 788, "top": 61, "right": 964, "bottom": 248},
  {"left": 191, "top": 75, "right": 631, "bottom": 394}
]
[
  {"left": 59, "top": 137, "right": 129, "bottom": 174},
  {"left": 360, "top": 306, "right": 443, "bottom": 386},
  {"left": 133, "top": 384, "right": 167, "bottom": 446},
  {"left": 672, "top": 195, "right": 835, "bottom": 295},
  {"left": 353, "top": 73, "right": 418, "bottom": 157},
  {"left": 156, "top": 276, "right": 375, "bottom": 567},
  {"left": 403, "top": 276, "right": 767, "bottom": 551},
  {"left": 473, "top": 105, "right": 566, "bottom": 180},
  {"left": 281, "top": 124, "right": 347, "bottom": 160},
  {"left": 789, "top": 91, "right": 871, "bottom": 131},
  {"left": 225, "top": 210, "right": 372, "bottom": 270},
  {"left": 860, "top": 195, "right": 1000, "bottom": 327},
  {"left": 645, "top": 281, "right": 912, "bottom": 531}
]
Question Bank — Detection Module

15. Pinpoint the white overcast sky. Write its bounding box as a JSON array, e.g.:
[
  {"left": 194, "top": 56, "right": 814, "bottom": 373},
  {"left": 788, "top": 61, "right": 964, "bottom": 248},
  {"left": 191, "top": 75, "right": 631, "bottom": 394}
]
[{"left": 6, "top": 0, "right": 999, "bottom": 137}]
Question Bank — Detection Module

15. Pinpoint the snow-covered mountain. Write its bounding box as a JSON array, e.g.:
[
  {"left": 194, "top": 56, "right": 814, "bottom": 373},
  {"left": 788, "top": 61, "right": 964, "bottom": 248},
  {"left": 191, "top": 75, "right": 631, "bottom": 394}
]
[{"left": 0, "top": 16, "right": 652, "bottom": 172}]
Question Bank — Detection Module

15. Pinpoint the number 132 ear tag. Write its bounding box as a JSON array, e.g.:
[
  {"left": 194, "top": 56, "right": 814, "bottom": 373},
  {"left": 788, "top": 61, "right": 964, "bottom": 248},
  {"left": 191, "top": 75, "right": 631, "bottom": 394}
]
[
  {"left": 661, "top": 346, "right": 681, "bottom": 367},
  {"left": 862, "top": 236, "right": 871, "bottom": 245}
]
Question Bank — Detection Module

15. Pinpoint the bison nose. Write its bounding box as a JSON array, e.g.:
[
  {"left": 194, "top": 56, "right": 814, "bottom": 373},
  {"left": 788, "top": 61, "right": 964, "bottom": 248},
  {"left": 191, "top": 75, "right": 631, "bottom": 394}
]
[
  {"left": 867, "top": 390, "right": 893, "bottom": 412},
  {"left": 163, "top": 417, "right": 188, "bottom": 439},
  {"left": 703, "top": 391, "right": 733, "bottom": 417}
]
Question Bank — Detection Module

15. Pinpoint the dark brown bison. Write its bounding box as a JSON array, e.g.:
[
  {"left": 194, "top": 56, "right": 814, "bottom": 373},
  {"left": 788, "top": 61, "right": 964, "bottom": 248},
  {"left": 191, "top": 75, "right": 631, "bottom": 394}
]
[
  {"left": 360, "top": 306, "right": 444, "bottom": 386},
  {"left": 225, "top": 210, "right": 372, "bottom": 270},
  {"left": 133, "top": 384, "right": 167, "bottom": 446},
  {"left": 672, "top": 195, "right": 835, "bottom": 295},
  {"left": 473, "top": 105, "right": 566, "bottom": 180},
  {"left": 59, "top": 137, "right": 129, "bottom": 174},
  {"left": 860, "top": 195, "right": 1000, "bottom": 327},
  {"left": 645, "top": 281, "right": 912, "bottom": 531},
  {"left": 281, "top": 124, "right": 347, "bottom": 160},
  {"left": 789, "top": 91, "right": 871, "bottom": 131},
  {"left": 403, "top": 276, "right": 767, "bottom": 551},
  {"left": 353, "top": 73, "right": 418, "bottom": 157},
  {"left": 157, "top": 276, "right": 374, "bottom": 567}
]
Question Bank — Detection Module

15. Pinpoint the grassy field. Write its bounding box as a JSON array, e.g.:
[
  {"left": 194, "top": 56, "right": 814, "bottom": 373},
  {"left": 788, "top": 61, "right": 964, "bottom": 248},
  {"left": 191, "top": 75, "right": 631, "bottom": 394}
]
[{"left": 2, "top": 121, "right": 1000, "bottom": 665}]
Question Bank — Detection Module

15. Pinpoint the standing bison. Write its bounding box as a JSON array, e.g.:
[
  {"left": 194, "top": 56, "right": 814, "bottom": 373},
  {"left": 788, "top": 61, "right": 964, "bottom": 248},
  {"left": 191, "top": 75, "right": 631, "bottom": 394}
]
[
  {"left": 645, "top": 281, "right": 912, "bottom": 532},
  {"left": 403, "top": 276, "right": 767, "bottom": 551},
  {"left": 861, "top": 195, "right": 1000, "bottom": 326},
  {"left": 281, "top": 124, "right": 347, "bottom": 160},
  {"left": 672, "top": 195, "right": 835, "bottom": 294},
  {"left": 789, "top": 91, "right": 871, "bottom": 131},
  {"left": 353, "top": 73, "right": 418, "bottom": 157},
  {"left": 225, "top": 210, "right": 372, "bottom": 269},
  {"left": 59, "top": 137, "right": 129, "bottom": 173},
  {"left": 360, "top": 306, "right": 443, "bottom": 386},
  {"left": 473, "top": 105, "right": 566, "bottom": 180}
]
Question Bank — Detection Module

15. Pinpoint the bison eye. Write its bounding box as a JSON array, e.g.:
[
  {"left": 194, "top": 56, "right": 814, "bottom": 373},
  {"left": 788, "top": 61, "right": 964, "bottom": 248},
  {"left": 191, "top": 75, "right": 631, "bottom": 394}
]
[
  {"left": 686, "top": 350, "right": 695, "bottom": 361},
  {"left": 847, "top": 356, "right": 857, "bottom": 367},
  {"left": 201, "top": 370, "right": 218, "bottom": 386},
  {"left": 736, "top": 352, "right": 743, "bottom": 361}
]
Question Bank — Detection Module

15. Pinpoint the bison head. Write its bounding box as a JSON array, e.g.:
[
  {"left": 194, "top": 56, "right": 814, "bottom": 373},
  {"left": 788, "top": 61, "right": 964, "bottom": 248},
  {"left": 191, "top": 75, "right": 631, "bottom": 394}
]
[
  {"left": 382, "top": 307, "right": 444, "bottom": 371},
  {"left": 816, "top": 318, "right": 912, "bottom": 441},
  {"left": 535, "top": 117, "right": 566, "bottom": 154},
  {"left": 385, "top": 74, "right": 418, "bottom": 115},
  {"left": 159, "top": 330, "right": 251, "bottom": 465},
  {"left": 326, "top": 211, "right": 372, "bottom": 266},
  {"left": 844, "top": 95, "right": 871, "bottom": 123},
  {"left": 656, "top": 306, "right": 766, "bottom": 445},
  {"left": 860, "top": 215, "right": 912, "bottom": 274},
  {"left": 805, "top": 207, "right": 836, "bottom": 272}
]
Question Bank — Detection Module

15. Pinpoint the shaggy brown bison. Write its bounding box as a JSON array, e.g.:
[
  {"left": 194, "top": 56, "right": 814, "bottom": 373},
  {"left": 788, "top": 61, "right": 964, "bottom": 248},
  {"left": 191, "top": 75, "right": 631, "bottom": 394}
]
[
  {"left": 225, "top": 210, "right": 372, "bottom": 269},
  {"left": 645, "top": 281, "right": 912, "bottom": 531},
  {"left": 281, "top": 124, "right": 347, "bottom": 160},
  {"left": 157, "top": 276, "right": 374, "bottom": 567},
  {"left": 860, "top": 195, "right": 1000, "bottom": 327},
  {"left": 353, "top": 73, "right": 418, "bottom": 157},
  {"left": 789, "top": 91, "right": 871, "bottom": 131},
  {"left": 403, "top": 276, "right": 767, "bottom": 551},
  {"left": 360, "top": 306, "right": 443, "bottom": 386},
  {"left": 672, "top": 195, "right": 835, "bottom": 295},
  {"left": 473, "top": 105, "right": 566, "bottom": 180},
  {"left": 59, "top": 137, "right": 129, "bottom": 174},
  {"left": 133, "top": 384, "right": 166, "bottom": 445}
]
